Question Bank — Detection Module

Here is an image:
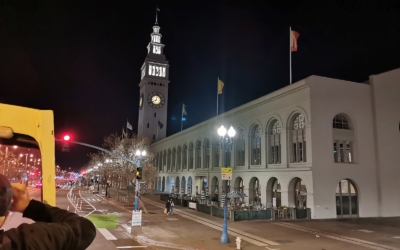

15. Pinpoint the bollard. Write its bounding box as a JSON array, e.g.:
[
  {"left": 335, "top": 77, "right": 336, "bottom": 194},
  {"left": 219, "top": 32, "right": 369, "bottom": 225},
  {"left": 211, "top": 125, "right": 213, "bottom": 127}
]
[{"left": 236, "top": 237, "right": 241, "bottom": 250}]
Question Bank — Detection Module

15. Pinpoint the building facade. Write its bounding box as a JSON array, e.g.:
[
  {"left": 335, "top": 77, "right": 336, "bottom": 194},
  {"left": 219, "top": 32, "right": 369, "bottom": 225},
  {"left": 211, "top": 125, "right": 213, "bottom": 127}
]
[{"left": 147, "top": 68, "right": 400, "bottom": 219}]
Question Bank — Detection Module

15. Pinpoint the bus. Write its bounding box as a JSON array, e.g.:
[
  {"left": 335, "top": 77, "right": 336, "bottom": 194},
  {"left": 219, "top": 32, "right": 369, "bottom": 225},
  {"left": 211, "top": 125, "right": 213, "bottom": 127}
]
[{"left": 0, "top": 103, "right": 55, "bottom": 206}]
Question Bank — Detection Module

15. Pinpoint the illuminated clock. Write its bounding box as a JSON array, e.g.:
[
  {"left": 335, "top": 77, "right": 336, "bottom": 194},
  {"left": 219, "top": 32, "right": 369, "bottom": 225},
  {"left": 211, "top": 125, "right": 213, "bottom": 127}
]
[
  {"left": 148, "top": 92, "right": 165, "bottom": 108},
  {"left": 139, "top": 93, "right": 144, "bottom": 110}
]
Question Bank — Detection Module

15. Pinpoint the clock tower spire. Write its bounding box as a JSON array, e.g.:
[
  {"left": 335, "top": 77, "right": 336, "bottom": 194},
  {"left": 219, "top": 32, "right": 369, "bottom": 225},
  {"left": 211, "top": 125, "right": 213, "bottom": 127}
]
[{"left": 137, "top": 19, "right": 170, "bottom": 142}]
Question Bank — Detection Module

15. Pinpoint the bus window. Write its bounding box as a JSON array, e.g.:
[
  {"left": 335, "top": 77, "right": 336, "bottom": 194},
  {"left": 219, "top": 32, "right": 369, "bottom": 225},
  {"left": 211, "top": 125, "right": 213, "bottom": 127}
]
[{"left": 0, "top": 103, "right": 55, "bottom": 206}]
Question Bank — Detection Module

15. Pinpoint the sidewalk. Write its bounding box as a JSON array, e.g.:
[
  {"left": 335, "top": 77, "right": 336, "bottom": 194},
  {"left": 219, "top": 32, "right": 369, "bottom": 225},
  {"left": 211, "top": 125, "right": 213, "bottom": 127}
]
[{"left": 101, "top": 190, "right": 400, "bottom": 250}]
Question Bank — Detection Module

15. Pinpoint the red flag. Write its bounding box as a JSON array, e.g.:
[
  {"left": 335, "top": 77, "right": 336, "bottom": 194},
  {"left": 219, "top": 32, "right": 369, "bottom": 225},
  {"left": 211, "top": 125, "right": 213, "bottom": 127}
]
[{"left": 291, "top": 30, "right": 300, "bottom": 52}]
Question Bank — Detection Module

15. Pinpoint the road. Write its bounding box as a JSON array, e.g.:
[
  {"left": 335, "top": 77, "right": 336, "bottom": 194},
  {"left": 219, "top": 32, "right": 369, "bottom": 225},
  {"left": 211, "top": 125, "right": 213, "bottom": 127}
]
[{"left": 5, "top": 185, "right": 400, "bottom": 250}]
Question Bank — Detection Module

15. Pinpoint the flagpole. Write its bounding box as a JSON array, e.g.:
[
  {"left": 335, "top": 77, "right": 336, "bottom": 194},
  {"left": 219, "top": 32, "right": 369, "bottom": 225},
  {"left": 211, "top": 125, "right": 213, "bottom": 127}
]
[
  {"left": 157, "top": 126, "right": 159, "bottom": 141},
  {"left": 290, "top": 26, "right": 292, "bottom": 85},
  {"left": 181, "top": 103, "right": 184, "bottom": 131},
  {"left": 217, "top": 77, "right": 219, "bottom": 116},
  {"left": 155, "top": 7, "right": 158, "bottom": 24}
]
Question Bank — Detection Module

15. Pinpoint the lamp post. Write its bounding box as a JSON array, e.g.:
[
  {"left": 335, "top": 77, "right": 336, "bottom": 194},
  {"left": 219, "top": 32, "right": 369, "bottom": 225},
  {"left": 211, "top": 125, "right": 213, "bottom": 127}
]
[
  {"left": 217, "top": 125, "right": 236, "bottom": 244},
  {"left": 134, "top": 149, "right": 147, "bottom": 211}
]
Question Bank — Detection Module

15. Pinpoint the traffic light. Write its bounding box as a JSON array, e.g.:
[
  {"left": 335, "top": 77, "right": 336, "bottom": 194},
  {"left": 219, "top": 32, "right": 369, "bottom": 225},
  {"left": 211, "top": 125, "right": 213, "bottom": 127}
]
[
  {"left": 62, "top": 135, "right": 70, "bottom": 152},
  {"left": 136, "top": 167, "right": 142, "bottom": 180}
]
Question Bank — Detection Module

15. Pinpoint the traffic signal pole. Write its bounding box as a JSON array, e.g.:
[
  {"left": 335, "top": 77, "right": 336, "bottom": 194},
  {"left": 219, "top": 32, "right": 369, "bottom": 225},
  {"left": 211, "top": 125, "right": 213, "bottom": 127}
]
[{"left": 55, "top": 139, "right": 140, "bottom": 166}]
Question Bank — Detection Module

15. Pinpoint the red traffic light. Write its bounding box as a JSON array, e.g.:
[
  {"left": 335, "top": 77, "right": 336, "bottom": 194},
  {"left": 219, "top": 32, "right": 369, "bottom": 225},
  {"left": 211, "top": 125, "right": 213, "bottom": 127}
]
[{"left": 63, "top": 135, "right": 70, "bottom": 141}]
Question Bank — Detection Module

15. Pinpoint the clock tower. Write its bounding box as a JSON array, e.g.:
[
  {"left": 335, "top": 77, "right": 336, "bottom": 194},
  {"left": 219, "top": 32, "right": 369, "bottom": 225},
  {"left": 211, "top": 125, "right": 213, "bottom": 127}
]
[{"left": 137, "top": 20, "right": 170, "bottom": 141}]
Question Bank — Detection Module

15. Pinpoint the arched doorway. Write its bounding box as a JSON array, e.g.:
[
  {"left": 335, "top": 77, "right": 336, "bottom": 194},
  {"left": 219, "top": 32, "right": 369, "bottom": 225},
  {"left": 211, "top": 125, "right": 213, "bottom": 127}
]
[
  {"left": 175, "top": 177, "right": 180, "bottom": 195},
  {"left": 234, "top": 177, "right": 244, "bottom": 193},
  {"left": 336, "top": 179, "right": 358, "bottom": 218},
  {"left": 211, "top": 176, "right": 219, "bottom": 201},
  {"left": 162, "top": 177, "right": 165, "bottom": 192},
  {"left": 170, "top": 177, "right": 175, "bottom": 194},
  {"left": 249, "top": 177, "right": 261, "bottom": 204},
  {"left": 232, "top": 177, "right": 244, "bottom": 204},
  {"left": 187, "top": 177, "right": 193, "bottom": 196},
  {"left": 181, "top": 177, "right": 186, "bottom": 194},
  {"left": 288, "top": 177, "right": 307, "bottom": 208},
  {"left": 266, "top": 177, "right": 281, "bottom": 208},
  {"left": 166, "top": 176, "right": 170, "bottom": 193}
]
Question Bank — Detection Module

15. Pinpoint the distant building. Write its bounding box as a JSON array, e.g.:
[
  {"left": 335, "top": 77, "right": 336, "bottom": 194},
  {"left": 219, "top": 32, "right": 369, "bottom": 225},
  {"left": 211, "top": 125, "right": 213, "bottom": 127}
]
[{"left": 145, "top": 68, "right": 400, "bottom": 219}]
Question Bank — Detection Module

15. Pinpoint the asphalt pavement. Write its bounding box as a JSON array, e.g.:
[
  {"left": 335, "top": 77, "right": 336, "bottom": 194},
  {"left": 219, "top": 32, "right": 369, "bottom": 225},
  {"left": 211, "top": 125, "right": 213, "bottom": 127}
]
[{"left": 5, "top": 185, "right": 400, "bottom": 250}]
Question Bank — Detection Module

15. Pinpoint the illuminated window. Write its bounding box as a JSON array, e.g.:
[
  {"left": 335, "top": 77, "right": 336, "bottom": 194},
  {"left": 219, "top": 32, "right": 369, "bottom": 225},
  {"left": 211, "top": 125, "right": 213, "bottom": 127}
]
[
  {"left": 153, "top": 45, "right": 161, "bottom": 54},
  {"left": 333, "top": 114, "right": 354, "bottom": 163},
  {"left": 236, "top": 129, "right": 245, "bottom": 166},
  {"left": 203, "top": 138, "right": 210, "bottom": 168},
  {"left": 251, "top": 125, "right": 262, "bottom": 165},
  {"left": 269, "top": 120, "right": 281, "bottom": 164},
  {"left": 148, "top": 65, "right": 166, "bottom": 77},
  {"left": 291, "top": 114, "right": 306, "bottom": 163},
  {"left": 152, "top": 35, "right": 160, "bottom": 43}
]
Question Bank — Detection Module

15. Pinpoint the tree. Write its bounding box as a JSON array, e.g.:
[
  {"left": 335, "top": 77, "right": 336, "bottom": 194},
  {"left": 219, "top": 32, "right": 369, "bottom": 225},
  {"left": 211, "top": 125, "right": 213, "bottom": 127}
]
[
  {"left": 85, "top": 132, "right": 153, "bottom": 204},
  {"left": 142, "top": 163, "right": 159, "bottom": 195}
]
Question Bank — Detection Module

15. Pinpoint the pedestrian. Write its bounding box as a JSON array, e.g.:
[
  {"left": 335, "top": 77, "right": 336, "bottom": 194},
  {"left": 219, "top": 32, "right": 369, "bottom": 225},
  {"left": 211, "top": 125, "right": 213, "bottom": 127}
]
[
  {"left": 165, "top": 199, "right": 171, "bottom": 215},
  {"left": 170, "top": 199, "right": 174, "bottom": 214},
  {"left": 0, "top": 174, "right": 96, "bottom": 249}
]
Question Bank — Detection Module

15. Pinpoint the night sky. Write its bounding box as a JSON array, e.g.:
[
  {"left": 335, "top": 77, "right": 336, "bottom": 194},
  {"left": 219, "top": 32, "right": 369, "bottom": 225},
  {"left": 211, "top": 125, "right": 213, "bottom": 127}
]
[{"left": 1, "top": 1, "right": 399, "bottom": 171}]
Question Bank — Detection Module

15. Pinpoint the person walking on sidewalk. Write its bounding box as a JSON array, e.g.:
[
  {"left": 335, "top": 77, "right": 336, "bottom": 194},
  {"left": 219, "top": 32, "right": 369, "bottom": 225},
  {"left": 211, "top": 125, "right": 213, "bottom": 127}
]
[
  {"left": 165, "top": 200, "right": 171, "bottom": 215},
  {"left": 170, "top": 199, "right": 175, "bottom": 214}
]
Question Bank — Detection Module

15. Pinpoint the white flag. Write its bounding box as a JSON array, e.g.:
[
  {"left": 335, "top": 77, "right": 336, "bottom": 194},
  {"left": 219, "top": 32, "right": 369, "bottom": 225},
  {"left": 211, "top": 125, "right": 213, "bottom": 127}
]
[
  {"left": 127, "top": 121, "right": 132, "bottom": 130},
  {"left": 182, "top": 104, "right": 187, "bottom": 116}
]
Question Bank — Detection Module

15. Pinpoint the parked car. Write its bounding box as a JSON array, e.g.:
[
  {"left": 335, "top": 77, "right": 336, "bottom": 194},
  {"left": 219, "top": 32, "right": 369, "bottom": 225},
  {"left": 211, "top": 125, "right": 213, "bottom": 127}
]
[{"left": 35, "top": 182, "right": 42, "bottom": 188}]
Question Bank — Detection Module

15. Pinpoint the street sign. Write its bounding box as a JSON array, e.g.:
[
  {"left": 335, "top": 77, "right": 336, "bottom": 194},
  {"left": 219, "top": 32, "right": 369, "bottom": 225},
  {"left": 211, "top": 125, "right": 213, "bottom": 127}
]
[
  {"left": 221, "top": 172, "right": 232, "bottom": 180},
  {"left": 221, "top": 168, "right": 232, "bottom": 173},
  {"left": 131, "top": 210, "right": 142, "bottom": 226}
]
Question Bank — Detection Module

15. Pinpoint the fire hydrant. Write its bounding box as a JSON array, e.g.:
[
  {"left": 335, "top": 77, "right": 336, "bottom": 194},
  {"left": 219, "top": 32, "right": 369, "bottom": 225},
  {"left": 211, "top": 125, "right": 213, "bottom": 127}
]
[{"left": 236, "top": 237, "right": 241, "bottom": 250}]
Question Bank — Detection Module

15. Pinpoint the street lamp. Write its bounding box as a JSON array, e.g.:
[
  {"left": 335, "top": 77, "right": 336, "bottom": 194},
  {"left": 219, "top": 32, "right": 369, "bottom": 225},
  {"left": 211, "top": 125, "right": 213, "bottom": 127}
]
[
  {"left": 217, "top": 125, "right": 235, "bottom": 244},
  {"left": 134, "top": 149, "right": 146, "bottom": 211}
]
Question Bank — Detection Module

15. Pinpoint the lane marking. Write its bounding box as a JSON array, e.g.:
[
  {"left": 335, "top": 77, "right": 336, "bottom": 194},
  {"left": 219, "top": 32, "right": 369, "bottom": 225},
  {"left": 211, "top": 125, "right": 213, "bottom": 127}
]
[
  {"left": 97, "top": 228, "right": 117, "bottom": 240},
  {"left": 358, "top": 230, "right": 373, "bottom": 233},
  {"left": 275, "top": 222, "right": 400, "bottom": 250}
]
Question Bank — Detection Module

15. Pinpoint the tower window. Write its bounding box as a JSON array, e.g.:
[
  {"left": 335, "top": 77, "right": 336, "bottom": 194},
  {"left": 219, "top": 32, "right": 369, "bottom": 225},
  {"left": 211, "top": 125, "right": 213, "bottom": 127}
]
[
  {"left": 147, "top": 123, "right": 149, "bottom": 128},
  {"left": 154, "top": 113, "right": 156, "bottom": 117}
]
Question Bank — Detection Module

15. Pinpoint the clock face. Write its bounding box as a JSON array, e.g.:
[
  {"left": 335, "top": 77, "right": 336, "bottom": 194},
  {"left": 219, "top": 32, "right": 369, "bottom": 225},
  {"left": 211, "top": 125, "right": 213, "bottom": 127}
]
[
  {"left": 139, "top": 93, "right": 143, "bottom": 110},
  {"left": 148, "top": 92, "right": 165, "bottom": 108}
]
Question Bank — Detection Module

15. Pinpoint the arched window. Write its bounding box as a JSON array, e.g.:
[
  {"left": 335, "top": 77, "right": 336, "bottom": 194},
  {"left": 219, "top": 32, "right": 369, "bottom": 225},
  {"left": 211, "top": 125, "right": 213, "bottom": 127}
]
[
  {"left": 268, "top": 120, "right": 281, "bottom": 164},
  {"left": 251, "top": 125, "right": 262, "bottom": 165},
  {"left": 333, "top": 115, "right": 349, "bottom": 129},
  {"left": 290, "top": 114, "right": 306, "bottom": 163},
  {"left": 196, "top": 140, "right": 202, "bottom": 168},
  {"left": 333, "top": 114, "right": 354, "bottom": 163},
  {"left": 212, "top": 137, "right": 220, "bottom": 168},
  {"left": 158, "top": 152, "right": 162, "bottom": 172},
  {"left": 162, "top": 150, "right": 167, "bottom": 172},
  {"left": 182, "top": 144, "right": 187, "bottom": 169},
  {"left": 155, "top": 153, "right": 159, "bottom": 170},
  {"left": 177, "top": 146, "right": 182, "bottom": 170},
  {"left": 189, "top": 142, "right": 194, "bottom": 169},
  {"left": 167, "top": 149, "right": 172, "bottom": 171},
  {"left": 236, "top": 128, "right": 245, "bottom": 166},
  {"left": 172, "top": 148, "right": 176, "bottom": 171},
  {"left": 203, "top": 138, "right": 210, "bottom": 168}
]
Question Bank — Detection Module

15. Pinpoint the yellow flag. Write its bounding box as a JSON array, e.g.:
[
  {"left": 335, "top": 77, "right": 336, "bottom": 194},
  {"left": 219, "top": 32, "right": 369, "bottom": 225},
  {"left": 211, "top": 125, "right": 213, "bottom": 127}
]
[{"left": 218, "top": 78, "right": 224, "bottom": 94}]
